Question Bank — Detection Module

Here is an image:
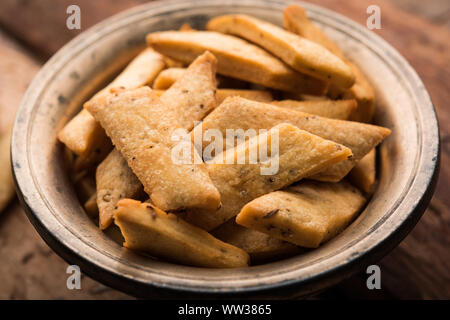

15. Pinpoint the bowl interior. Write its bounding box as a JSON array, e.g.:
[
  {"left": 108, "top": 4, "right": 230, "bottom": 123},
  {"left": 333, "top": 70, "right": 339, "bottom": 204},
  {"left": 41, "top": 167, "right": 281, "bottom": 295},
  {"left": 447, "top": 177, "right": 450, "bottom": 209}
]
[{"left": 12, "top": 0, "right": 437, "bottom": 297}]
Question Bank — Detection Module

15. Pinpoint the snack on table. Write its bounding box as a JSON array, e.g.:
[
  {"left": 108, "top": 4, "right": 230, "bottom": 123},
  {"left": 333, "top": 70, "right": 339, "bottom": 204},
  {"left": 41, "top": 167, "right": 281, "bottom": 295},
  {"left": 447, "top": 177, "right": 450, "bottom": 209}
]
[
  {"left": 59, "top": 4, "right": 393, "bottom": 268},
  {"left": 146, "top": 31, "right": 327, "bottom": 94},
  {"left": 114, "top": 199, "right": 250, "bottom": 268}
]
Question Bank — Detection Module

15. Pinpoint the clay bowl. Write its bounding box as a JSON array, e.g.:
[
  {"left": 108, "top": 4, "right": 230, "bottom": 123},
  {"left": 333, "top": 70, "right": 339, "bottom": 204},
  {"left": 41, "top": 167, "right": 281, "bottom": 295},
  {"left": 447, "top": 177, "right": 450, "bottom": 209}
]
[{"left": 11, "top": 0, "right": 439, "bottom": 298}]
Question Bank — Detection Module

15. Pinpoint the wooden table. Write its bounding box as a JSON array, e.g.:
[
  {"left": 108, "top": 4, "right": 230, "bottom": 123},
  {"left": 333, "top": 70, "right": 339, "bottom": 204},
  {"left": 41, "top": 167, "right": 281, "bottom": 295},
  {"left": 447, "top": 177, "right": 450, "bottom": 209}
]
[{"left": 0, "top": 0, "right": 448, "bottom": 299}]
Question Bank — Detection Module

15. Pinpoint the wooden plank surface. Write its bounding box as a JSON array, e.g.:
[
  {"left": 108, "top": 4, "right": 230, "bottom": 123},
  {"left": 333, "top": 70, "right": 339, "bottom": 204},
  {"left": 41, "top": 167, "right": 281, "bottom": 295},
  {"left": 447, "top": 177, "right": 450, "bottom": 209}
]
[{"left": 0, "top": 0, "right": 448, "bottom": 299}]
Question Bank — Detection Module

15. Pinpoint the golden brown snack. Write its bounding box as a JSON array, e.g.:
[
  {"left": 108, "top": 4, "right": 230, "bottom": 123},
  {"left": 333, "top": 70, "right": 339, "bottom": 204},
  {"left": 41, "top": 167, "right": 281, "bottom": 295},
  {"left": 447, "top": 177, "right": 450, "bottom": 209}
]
[
  {"left": 147, "top": 31, "right": 327, "bottom": 94},
  {"left": 184, "top": 123, "right": 352, "bottom": 230},
  {"left": 216, "top": 89, "right": 272, "bottom": 104},
  {"left": 283, "top": 5, "right": 344, "bottom": 58},
  {"left": 212, "top": 220, "right": 301, "bottom": 263},
  {"left": 271, "top": 99, "right": 356, "bottom": 120},
  {"left": 153, "top": 68, "right": 273, "bottom": 103},
  {"left": 85, "top": 86, "right": 220, "bottom": 212},
  {"left": 58, "top": 48, "right": 167, "bottom": 156},
  {"left": 73, "top": 135, "right": 113, "bottom": 172},
  {"left": 283, "top": 4, "right": 374, "bottom": 122},
  {"left": 207, "top": 14, "right": 354, "bottom": 88},
  {"left": 153, "top": 67, "right": 186, "bottom": 89},
  {"left": 96, "top": 52, "right": 220, "bottom": 221},
  {"left": 96, "top": 149, "right": 143, "bottom": 229},
  {"left": 114, "top": 199, "right": 250, "bottom": 268},
  {"left": 193, "top": 97, "right": 390, "bottom": 181},
  {"left": 0, "top": 130, "right": 15, "bottom": 212},
  {"left": 84, "top": 192, "right": 98, "bottom": 218},
  {"left": 236, "top": 180, "right": 366, "bottom": 248},
  {"left": 160, "top": 51, "right": 217, "bottom": 131},
  {"left": 58, "top": 109, "right": 106, "bottom": 156},
  {"left": 349, "top": 148, "right": 376, "bottom": 193}
]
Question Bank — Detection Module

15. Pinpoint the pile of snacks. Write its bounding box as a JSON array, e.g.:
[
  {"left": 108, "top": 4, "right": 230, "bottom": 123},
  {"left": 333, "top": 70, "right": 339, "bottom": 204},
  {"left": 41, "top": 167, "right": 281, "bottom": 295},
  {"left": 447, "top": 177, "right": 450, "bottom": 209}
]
[{"left": 59, "top": 4, "right": 390, "bottom": 268}]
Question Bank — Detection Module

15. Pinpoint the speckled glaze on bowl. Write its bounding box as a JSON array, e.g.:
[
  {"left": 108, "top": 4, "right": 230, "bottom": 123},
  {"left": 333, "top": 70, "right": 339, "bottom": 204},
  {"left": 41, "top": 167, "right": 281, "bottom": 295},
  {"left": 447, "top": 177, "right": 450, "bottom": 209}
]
[{"left": 12, "top": 0, "right": 439, "bottom": 298}]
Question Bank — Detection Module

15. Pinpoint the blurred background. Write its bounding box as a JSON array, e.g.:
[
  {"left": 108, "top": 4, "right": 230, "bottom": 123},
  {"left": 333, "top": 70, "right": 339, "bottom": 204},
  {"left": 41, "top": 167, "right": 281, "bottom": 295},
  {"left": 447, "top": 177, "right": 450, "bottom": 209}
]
[{"left": 0, "top": 0, "right": 448, "bottom": 299}]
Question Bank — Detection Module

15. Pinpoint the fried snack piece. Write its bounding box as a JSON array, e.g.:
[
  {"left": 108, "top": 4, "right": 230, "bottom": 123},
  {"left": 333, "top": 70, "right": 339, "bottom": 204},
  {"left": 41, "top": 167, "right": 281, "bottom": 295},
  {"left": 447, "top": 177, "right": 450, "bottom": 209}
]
[
  {"left": 58, "top": 48, "right": 167, "bottom": 156},
  {"left": 84, "top": 192, "right": 98, "bottom": 218},
  {"left": 207, "top": 14, "right": 354, "bottom": 88},
  {"left": 96, "top": 149, "right": 143, "bottom": 229},
  {"left": 85, "top": 86, "right": 220, "bottom": 212},
  {"left": 193, "top": 97, "right": 390, "bottom": 181},
  {"left": 73, "top": 135, "right": 113, "bottom": 172},
  {"left": 236, "top": 180, "right": 366, "bottom": 248},
  {"left": 283, "top": 4, "right": 374, "bottom": 122},
  {"left": 114, "top": 199, "right": 250, "bottom": 268},
  {"left": 147, "top": 31, "right": 327, "bottom": 94},
  {"left": 283, "top": 5, "right": 343, "bottom": 58},
  {"left": 153, "top": 68, "right": 272, "bottom": 104},
  {"left": 58, "top": 109, "right": 106, "bottom": 156},
  {"left": 163, "top": 56, "right": 184, "bottom": 68},
  {"left": 153, "top": 68, "right": 186, "bottom": 89},
  {"left": 156, "top": 80, "right": 273, "bottom": 104},
  {"left": 161, "top": 51, "right": 217, "bottom": 131},
  {"left": 271, "top": 99, "right": 356, "bottom": 120},
  {"left": 212, "top": 220, "right": 301, "bottom": 263},
  {"left": 349, "top": 148, "right": 376, "bottom": 193},
  {"left": 96, "top": 52, "right": 220, "bottom": 222},
  {"left": 73, "top": 172, "right": 96, "bottom": 203},
  {"left": 180, "top": 23, "right": 195, "bottom": 31},
  {"left": 337, "top": 63, "right": 375, "bottom": 123},
  {"left": 0, "top": 130, "right": 15, "bottom": 212},
  {"left": 282, "top": 92, "right": 328, "bottom": 101},
  {"left": 184, "top": 123, "right": 352, "bottom": 230},
  {"left": 216, "top": 89, "right": 272, "bottom": 104},
  {"left": 156, "top": 88, "right": 273, "bottom": 104}
]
